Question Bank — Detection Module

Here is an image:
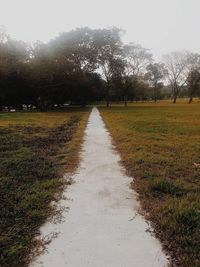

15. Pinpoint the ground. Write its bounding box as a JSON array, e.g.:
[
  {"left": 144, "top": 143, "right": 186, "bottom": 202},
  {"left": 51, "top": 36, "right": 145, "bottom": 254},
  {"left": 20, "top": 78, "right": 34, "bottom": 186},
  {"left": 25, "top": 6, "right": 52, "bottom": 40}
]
[
  {"left": 0, "top": 109, "right": 89, "bottom": 267},
  {"left": 100, "top": 101, "right": 200, "bottom": 267},
  {"left": 1, "top": 101, "right": 200, "bottom": 267},
  {"left": 30, "top": 108, "right": 168, "bottom": 267}
]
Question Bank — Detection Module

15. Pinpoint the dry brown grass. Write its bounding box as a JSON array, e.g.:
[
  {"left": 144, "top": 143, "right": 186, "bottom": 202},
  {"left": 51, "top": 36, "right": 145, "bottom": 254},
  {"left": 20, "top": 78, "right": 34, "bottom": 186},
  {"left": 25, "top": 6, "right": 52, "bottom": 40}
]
[
  {"left": 100, "top": 102, "right": 200, "bottom": 267},
  {"left": 0, "top": 109, "right": 89, "bottom": 267}
]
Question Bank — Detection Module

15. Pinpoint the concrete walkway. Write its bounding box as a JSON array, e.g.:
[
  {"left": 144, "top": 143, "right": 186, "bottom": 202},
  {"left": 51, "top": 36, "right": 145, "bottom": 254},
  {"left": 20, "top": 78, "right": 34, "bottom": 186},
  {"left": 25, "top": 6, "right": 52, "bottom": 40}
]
[{"left": 30, "top": 107, "right": 169, "bottom": 267}]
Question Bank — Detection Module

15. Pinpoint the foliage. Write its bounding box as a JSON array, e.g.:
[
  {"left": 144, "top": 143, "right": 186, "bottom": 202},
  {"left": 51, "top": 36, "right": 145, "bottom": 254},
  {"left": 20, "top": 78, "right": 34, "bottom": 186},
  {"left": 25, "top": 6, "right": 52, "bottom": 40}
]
[{"left": 2, "top": 27, "right": 199, "bottom": 109}]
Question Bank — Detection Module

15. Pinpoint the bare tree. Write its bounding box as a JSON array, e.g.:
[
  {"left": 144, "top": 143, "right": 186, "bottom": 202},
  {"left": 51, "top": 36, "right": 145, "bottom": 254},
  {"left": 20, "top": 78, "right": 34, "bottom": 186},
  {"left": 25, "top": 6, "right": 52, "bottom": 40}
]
[
  {"left": 122, "top": 43, "right": 152, "bottom": 106},
  {"left": 163, "top": 51, "right": 192, "bottom": 103},
  {"left": 164, "top": 51, "right": 200, "bottom": 103},
  {"left": 123, "top": 43, "right": 152, "bottom": 77}
]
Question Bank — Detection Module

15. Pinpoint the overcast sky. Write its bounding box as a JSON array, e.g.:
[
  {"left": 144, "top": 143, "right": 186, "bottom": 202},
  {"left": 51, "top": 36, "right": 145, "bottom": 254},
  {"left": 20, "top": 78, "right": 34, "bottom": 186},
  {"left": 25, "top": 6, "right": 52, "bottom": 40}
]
[{"left": 0, "top": 0, "right": 199, "bottom": 58}]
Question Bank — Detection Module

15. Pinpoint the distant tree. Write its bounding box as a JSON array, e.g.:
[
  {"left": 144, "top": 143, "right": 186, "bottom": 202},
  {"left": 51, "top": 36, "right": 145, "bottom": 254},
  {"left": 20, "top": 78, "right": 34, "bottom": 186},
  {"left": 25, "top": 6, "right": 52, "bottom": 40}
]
[
  {"left": 120, "top": 75, "right": 134, "bottom": 106},
  {"left": 122, "top": 43, "right": 152, "bottom": 106},
  {"left": 187, "top": 69, "right": 200, "bottom": 103},
  {"left": 94, "top": 27, "right": 124, "bottom": 107},
  {"left": 47, "top": 28, "right": 101, "bottom": 107},
  {"left": 50, "top": 28, "right": 98, "bottom": 73},
  {"left": 0, "top": 25, "right": 8, "bottom": 43},
  {"left": 0, "top": 35, "right": 30, "bottom": 110},
  {"left": 135, "top": 78, "right": 151, "bottom": 101},
  {"left": 2, "top": 26, "right": 200, "bottom": 109},
  {"left": 186, "top": 53, "right": 200, "bottom": 103},
  {"left": 30, "top": 42, "right": 76, "bottom": 110},
  {"left": 87, "top": 72, "right": 105, "bottom": 102},
  {"left": 123, "top": 43, "right": 152, "bottom": 77},
  {"left": 146, "top": 63, "right": 167, "bottom": 102},
  {"left": 163, "top": 51, "right": 192, "bottom": 103}
]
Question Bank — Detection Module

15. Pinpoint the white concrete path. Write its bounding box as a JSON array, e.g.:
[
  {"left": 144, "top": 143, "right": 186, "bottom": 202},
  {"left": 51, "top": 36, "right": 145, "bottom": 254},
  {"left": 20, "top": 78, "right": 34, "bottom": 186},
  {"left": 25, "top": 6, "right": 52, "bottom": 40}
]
[{"left": 30, "top": 107, "right": 169, "bottom": 267}]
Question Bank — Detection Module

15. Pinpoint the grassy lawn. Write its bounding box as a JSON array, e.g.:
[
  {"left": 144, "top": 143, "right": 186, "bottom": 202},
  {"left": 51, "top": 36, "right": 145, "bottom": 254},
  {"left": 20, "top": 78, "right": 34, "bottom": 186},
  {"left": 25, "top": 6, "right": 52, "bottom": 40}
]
[
  {"left": 0, "top": 109, "right": 89, "bottom": 267},
  {"left": 100, "top": 102, "right": 200, "bottom": 267}
]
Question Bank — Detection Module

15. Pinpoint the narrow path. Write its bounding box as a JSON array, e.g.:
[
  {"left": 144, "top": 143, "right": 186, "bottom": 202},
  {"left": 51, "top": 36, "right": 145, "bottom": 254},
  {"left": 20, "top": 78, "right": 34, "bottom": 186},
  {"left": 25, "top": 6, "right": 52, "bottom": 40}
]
[{"left": 31, "top": 108, "right": 169, "bottom": 267}]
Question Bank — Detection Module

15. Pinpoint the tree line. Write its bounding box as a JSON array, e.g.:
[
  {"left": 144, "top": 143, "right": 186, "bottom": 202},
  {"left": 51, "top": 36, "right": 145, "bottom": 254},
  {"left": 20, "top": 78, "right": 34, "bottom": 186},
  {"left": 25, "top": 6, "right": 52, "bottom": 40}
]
[{"left": 0, "top": 26, "right": 200, "bottom": 111}]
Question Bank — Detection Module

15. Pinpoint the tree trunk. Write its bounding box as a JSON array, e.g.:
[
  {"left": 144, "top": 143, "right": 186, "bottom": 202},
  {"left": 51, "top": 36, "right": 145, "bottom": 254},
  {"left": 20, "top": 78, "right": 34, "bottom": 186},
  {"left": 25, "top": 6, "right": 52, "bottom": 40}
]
[
  {"left": 153, "top": 87, "right": 156, "bottom": 103},
  {"left": 173, "top": 96, "right": 177, "bottom": 103},
  {"left": 40, "top": 101, "right": 48, "bottom": 112},
  {"left": 124, "top": 95, "right": 127, "bottom": 107},
  {"left": 188, "top": 96, "right": 193, "bottom": 104},
  {"left": 172, "top": 84, "right": 179, "bottom": 104},
  {"left": 106, "top": 85, "right": 110, "bottom": 107},
  {"left": 38, "top": 96, "right": 48, "bottom": 112},
  {"left": 81, "top": 101, "right": 86, "bottom": 107}
]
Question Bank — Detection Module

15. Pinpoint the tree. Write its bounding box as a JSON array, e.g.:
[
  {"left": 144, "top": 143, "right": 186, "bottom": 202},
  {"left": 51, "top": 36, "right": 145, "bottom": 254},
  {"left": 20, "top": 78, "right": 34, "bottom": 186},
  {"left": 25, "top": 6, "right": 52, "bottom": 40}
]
[
  {"left": 123, "top": 43, "right": 152, "bottom": 77},
  {"left": 120, "top": 75, "right": 134, "bottom": 106},
  {"left": 146, "top": 63, "right": 167, "bottom": 102},
  {"left": 30, "top": 42, "right": 76, "bottom": 110},
  {"left": 135, "top": 78, "right": 151, "bottom": 101},
  {"left": 163, "top": 51, "right": 200, "bottom": 103},
  {"left": 49, "top": 28, "right": 98, "bottom": 73},
  {"left": 122, "top": 43, "right": 152, "bottom": 106},
  {"left": 187, "top": 69, "right": 200, "bottom": 104},
  {"left": 163, "top": 51, "right": 191, "bottom": 103},
  {"left": 2, "top": 26, "right": 200, "bottom": 109},
  {"left": 94, "top": 27, "right": 124, "bottom": 107},
  {"left": 0, "top": 33, "right": 30, "bottom": 110},
  {"left": 186, "top": 53, "right": 200, "bottom": 104},
  {"left": 47, "top": 28, "right": 101, "bottom": 107}
]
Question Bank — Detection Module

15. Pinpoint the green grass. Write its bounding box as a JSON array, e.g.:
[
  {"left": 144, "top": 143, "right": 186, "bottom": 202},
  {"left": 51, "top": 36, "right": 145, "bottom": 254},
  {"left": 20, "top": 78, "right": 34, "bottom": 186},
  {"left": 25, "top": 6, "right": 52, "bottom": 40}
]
[
  {"left": 0, "top": 110, "right": 89, "bottom": 267},
  {"left": 100, "top": 102, "right": 200, "bottom": 267}
]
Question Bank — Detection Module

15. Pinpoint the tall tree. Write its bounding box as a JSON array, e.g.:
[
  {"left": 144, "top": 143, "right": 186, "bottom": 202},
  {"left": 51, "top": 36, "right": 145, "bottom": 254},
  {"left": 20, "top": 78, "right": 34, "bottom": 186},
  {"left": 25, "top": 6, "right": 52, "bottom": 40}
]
[
  {"left": 186, "top": 53, "right": 200, "bottom": 103},
  {"left": 0, "top": 34, "right": 30, "bottom": 110},
  {"left": 187, "top": 70, "right": 200, "bottom": 104},
  {"left": 146, "top": 63, "right": 167, "bottom": 102},
  {"left": 122, "top": 43, "right": 152, "bottom": 106},
  {"left": 49, "top": 28, "right": 98, "bottom": 73},
  {"left": 94, "top": 27, "right": 124, "bottom": 107},
  {"left": 164, "top": 51, "right": 200, "bottom": 103},
  {"left": 163, "top": 51, "right": 191, "bottom": 103},
  {"left": 30, "top": 42, "right": 77, "bottom": 110}
]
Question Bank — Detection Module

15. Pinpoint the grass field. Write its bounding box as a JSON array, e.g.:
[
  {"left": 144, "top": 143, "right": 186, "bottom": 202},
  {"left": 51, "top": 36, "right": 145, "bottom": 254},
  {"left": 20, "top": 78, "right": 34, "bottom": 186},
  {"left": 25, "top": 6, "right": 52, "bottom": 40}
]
[
  {"left": 0, "top": 110, "right": 89, "bottom": 267},
  {"left": 100, "top": 102, "right": 200, "bottom": 267}
]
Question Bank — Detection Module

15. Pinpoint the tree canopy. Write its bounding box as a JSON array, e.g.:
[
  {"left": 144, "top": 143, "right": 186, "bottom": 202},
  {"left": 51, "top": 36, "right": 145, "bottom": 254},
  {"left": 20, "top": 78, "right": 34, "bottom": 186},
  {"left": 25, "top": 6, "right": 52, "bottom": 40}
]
[{"left": 0, "top": 27, "right": 200, "bottom": 111}]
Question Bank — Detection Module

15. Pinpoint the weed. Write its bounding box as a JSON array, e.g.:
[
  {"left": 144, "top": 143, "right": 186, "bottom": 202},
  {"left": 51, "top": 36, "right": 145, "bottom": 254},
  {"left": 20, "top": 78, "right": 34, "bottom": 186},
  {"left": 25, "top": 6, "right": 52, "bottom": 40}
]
[{"left": 149, "top": 178, "right": 185, "bottom": 197}]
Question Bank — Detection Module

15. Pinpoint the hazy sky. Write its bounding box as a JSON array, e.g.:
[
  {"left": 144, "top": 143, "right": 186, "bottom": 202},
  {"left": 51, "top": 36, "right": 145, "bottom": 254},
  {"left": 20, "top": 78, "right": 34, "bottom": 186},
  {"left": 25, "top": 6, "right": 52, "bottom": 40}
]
[{"left": 0, "top": 0, "right": 199, "bottom": 58}]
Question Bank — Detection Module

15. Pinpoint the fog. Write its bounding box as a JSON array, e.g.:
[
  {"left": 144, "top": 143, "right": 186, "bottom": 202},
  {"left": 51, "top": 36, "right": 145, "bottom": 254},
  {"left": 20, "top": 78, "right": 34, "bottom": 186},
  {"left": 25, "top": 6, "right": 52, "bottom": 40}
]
[{"left": 0, "top": 0, "right": 199, "bottom": 58}]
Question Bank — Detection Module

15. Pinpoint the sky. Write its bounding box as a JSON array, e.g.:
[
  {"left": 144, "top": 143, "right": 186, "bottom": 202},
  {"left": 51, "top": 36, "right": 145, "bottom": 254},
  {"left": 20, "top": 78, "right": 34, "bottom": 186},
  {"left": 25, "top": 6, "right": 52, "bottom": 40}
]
[{"left": 0, "top": 0, "right": 199, "bottom": 59}]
